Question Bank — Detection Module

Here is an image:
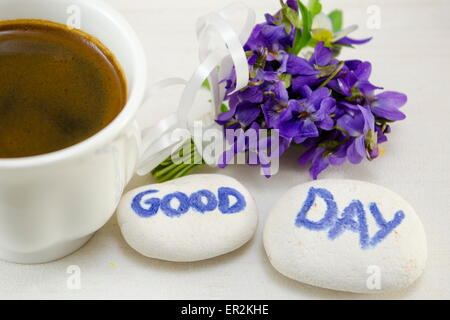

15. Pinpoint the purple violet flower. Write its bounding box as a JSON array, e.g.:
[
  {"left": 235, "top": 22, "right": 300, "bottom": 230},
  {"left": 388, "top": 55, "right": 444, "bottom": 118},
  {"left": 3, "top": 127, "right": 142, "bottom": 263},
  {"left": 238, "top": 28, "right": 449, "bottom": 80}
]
[
  {"left": 277, "top": 86, "right": 336, "bottom": 143},
  {"left": 369, "top": 91, "right": 407, "bottom": 121},
  {"left": 214, "top": 2, "right": 407, "bottom": 180}
]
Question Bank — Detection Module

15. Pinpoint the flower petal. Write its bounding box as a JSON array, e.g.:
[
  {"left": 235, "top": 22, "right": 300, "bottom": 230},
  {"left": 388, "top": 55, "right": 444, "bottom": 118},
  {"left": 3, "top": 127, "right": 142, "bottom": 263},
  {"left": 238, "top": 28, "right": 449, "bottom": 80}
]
[
  {"left": 358, "top": 105, "right": 375, "bottom": 133},
  {"left": 298, "top": 147, "right": 316, "bottom": 165},
  {"left": 309, "top": 149, "right": 330, "bottom": 179},
  {"left": 311, "top": 42, "right": 332, "bottom": 66},
  {"left": 216, "top": 104, "right": 237, "bottom": 125},
  {"left": 372, "top": 92, "right": 407, "bottom": 121},
  {"left": 257, "top": 68, "right": 277, "bottom": 81},
  {"left": 261, "top": 99, "right": 281, "bottom": 128},
  {"left": 292, "top": 75, "right": 321, "bottom": 92},
  {"left": 329, "top": 154, "right": 346, "bottom": 166},
  {"left": 375, "top": 91, "right": 408, "bottom": 109},
  {"left": 261, "top": 24, "right": 288, "bottom": 48},
  {"left": 335, "top": 36, "right": 372, "bottom": 46},
  {"left": 299, "top": 118, "right": 320, "bottom": 138},
  {"left": 375, "top": 126, "right": 388, "bottom": 143},
  {"left": 264, "top": 13, "right": 278, "bottom": 25},
  {"left": 333, "top": 25, "right": 358, "bottom": 41},
  {"left": 345, "top": 60, "right": 363, "bottom": 71},
  {"left": 358, "top": 81, "right": 383, "bottom": 94},
  {"left": 238, "top": 86, "right": 264, "bottom": 103},
  {"left": 312, "top": 13, "right": 333, "bottom": 31},
  {"left": 235, "top": 103, "right": 261, "bottom": 126},
  {"left": 354, "top": 61, "right": 372, "bottom": 81},
  {"left": 273, "top": 81, "right": 289, "bottom": 102},
  {"left": 338, "top": 101, "right": 360, "bottom": 111},
  {"left": 346, "top": 135, "right": 366, "bottom": 164},
  {"left": 317, "top": 116, "right": 334, "bottom": 130},
  {"left": 328, "top": 78, "right": 351, "bottom": 96},
  {"left": 372, "top": 106, "right": 406, "bottom": 121},
  {"left": 336, "top": 113, "right": 364, "bottom": 136},
  {"left": 286, "top": 0, "right": 299, "bottom": 11},
  {"left": 315, "top": 97, "right": 336, "bottom": 122},
  {"left": 244, "top": 23, "right": 264, "bottom": 51},
  {"left": 279, "top": 118, "right": 302, "bottom": 138},
  {"left": 309, "top": 87, "right": 331, "bottom": 107},
  {"left": 286, "top": 55, "right": 319, "bottom": 75}
]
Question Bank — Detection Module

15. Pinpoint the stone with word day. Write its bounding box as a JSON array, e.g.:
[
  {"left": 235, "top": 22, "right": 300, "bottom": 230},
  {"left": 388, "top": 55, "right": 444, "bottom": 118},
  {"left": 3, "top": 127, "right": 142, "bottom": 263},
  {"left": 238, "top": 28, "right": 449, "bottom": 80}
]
[
  {"left": 118, "top": 174, "right": 258, "bottom": 262},
  {"left": 263, "top": 179, "right": 427, "bottom": 293}
]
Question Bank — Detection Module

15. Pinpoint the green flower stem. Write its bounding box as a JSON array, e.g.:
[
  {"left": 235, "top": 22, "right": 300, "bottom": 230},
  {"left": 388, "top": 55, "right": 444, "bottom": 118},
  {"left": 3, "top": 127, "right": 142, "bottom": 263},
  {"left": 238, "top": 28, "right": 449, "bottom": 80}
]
[
  {"left": 151, "top": 138, "right": 206, "bottom": 183},
  {"left": 158, "top": 166, "right": 184, "bottom": 182},
  {"left": 155, "top": 163, "right": 201, "bottom": 183},
  {"left": 153, "top": 152, "right": 197, "bottom": 179},
  {"left": 173, "top": 164, "right": 201, "bottom": 179},
  {"left": 318, "top": 61, "right": 345, "bottom": 88},
  {"left": 153, "top": 161, "right": 180, "bottom": 179},
  {"left": 155, "top": 165, "right": 185, "bottom": 182}
]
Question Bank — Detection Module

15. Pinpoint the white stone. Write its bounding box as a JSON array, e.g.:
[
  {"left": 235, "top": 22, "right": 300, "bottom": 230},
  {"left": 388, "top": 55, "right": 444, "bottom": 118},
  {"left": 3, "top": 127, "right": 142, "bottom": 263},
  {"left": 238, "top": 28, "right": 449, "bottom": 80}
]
[
  {"left": 117, "top": 174, "right": 258, "bottom": 262},
  {"left": 263, "top": 179, "right": 427, "bottom": 293}
]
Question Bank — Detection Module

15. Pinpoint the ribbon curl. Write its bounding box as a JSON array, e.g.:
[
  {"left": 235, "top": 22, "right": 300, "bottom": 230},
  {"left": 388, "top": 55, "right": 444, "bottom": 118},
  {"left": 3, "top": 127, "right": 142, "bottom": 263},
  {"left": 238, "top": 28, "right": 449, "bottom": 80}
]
[{"left": 136, "top": 2, "right": 255, "bottom": 176}]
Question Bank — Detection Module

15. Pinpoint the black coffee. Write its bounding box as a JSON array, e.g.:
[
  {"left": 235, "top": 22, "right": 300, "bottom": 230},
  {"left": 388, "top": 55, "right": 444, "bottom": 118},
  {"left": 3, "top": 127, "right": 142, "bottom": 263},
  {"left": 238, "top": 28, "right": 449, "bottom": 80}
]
[{"left": 0, "top": 19, "right": 127, "bottom": 158}]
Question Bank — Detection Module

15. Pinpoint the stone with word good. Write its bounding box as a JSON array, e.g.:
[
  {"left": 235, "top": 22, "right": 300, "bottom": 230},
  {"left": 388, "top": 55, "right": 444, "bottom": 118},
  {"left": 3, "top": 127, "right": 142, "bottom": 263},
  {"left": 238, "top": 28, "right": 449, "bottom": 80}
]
[
  {"left": 117, "top": 174, "right": 258, "bottom": 262},
  {"left": 263, "top": 179, "right": 427, "bottom": 293}
]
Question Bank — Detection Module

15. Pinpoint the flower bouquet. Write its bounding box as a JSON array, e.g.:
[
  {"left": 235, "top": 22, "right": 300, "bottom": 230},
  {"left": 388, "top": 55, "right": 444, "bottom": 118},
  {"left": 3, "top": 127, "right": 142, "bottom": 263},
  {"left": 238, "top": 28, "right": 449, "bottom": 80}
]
[{"left": 150, "top": 0, "right": 407, "bottom": 182}]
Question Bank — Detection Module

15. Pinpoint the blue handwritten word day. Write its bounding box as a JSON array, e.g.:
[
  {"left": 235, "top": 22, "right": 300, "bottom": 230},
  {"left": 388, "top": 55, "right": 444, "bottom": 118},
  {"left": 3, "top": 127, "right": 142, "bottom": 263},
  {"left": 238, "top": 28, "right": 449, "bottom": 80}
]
[
  {"left": 295, "top": 187, "right": 405, "bottom": 249},
  {"left": 132, "top": 187, "right": 247, "bottom": 218}
]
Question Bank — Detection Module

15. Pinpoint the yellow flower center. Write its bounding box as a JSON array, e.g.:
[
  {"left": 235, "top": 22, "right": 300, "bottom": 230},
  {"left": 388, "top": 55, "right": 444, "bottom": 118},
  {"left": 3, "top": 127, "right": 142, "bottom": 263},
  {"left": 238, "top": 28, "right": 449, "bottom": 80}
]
[{"left": 311, "top": 28, "right": 334, "bottom": 45}]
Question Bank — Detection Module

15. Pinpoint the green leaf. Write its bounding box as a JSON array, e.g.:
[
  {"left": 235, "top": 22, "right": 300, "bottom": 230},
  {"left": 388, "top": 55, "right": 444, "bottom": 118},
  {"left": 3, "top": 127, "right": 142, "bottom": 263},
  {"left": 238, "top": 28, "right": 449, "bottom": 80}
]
[
  {"left": 308, "top": 0, "right": 322, "bottom": 17},
  {"left": 202, "top": 79, "right": 210, "bottom": 90},
  {"left": 220, "top": 103, "right": 229, "bottom": 113},
  {"left": 278, "top": 73, "right": 292, "bottom": 88},
  {"left": 283, "top": 20, "right": 293, "bottom": 35},
  {"left": 328, "top": 10, "right": 343, "bottom": 32},
  {"left": 290, "top": 0, "right": 312, "bottom": 55},
  {"left": 282, "top": 6, "right": 302, "bottom": 29}
]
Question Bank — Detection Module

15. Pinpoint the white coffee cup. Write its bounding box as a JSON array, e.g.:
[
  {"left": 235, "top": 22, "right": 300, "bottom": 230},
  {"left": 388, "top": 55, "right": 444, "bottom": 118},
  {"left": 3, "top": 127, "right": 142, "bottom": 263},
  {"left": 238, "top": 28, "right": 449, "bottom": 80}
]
[{"left": 0, "top": 0, "right": 151, "bottom": 263}]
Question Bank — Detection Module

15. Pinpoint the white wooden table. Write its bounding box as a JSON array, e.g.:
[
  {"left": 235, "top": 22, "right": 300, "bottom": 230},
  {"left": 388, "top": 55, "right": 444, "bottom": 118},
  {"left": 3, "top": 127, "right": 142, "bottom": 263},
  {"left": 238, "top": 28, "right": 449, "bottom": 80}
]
[{"left": 0, "top": 0, "right": 449, "bottom": 299}]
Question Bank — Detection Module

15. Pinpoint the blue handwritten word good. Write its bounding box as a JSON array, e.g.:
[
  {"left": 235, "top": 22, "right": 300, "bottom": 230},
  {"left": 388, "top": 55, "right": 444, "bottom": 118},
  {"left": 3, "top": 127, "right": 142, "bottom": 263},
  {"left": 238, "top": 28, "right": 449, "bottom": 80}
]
[
  {"left": 132, "top": 187, "right": 246, "bottom": 218},
  {"left": 295, "top": 187, "right": 405, "bottom": 249}
]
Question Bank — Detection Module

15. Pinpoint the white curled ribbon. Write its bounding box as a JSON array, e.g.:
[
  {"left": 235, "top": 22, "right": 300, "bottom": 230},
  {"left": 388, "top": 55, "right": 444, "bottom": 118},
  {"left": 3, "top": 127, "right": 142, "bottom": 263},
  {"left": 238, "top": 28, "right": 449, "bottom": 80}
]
[{"left": 136, "top": 2, "right": 255, "bottom": 176}]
